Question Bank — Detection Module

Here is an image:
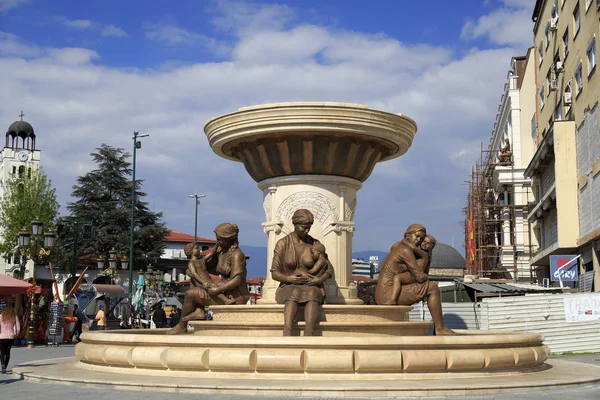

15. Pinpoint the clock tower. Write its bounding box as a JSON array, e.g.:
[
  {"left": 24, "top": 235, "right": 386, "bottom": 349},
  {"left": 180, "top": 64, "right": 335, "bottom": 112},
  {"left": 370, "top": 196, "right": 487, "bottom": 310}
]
[{"left": 0, "top": 112, "right": 41, "bottom": 276}]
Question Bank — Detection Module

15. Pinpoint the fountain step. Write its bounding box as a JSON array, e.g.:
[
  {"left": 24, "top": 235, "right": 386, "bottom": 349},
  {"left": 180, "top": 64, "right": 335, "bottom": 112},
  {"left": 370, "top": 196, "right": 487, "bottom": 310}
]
[
  {"left": 208, "top": 304, "right": 411, "bottom": 323},
  {"left": 189, "top": 320, "right": 431, "bottom": 337}
]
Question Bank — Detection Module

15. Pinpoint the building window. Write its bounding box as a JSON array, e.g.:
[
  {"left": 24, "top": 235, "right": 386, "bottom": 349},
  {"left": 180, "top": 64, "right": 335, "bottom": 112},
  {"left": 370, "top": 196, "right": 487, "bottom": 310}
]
[
  {"left": 575, "top": 61, "right": 583, "bottom": 94},
  {"left": 538, "top": 41, "right": 544, "bottom": 66},
  {"left": 531, "top": 114, "right": 537, "bottom": 139},
  {"left": 573, "top": 4, "right": 580, "bottom": 37},
  {"left": 540, "top": 86, "right": 545, "bottom": 108},
  {"left": 545, "top": 22, "right": 551, "bottom": 48},
  {"left": 587, "top": 37, "right": 596, "bottom": 76},
  {"left": 554, "top": 102, "right": 563, "bottom": 121},
  {"left": 563, "top": 29, "right": 569, "bottom": 58},
  {"left": 585, "top": 0, "right": 592, "bottom": 11}
]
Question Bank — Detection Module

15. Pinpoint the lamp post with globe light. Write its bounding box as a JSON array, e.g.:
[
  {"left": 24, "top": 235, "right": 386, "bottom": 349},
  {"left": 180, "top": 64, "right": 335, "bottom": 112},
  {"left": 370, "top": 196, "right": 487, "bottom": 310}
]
[
  {"left": 129, "top": 131, "right": 149, "bottom": 308},
  {"left": 18, "top": 220, "right": 56, "bottom": 348}
]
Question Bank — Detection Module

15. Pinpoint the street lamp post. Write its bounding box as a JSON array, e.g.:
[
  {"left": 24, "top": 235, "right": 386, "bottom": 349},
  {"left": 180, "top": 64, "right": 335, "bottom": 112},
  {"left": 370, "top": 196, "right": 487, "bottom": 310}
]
[
  {"left": 18, "top": 221, "right": 56, "bottom": 349},
  {"left": 129, "top": 131, "right": 149, "bottom": 309},
  {"left": 188, "top": 194, "right": 206, "bottom": 241}
]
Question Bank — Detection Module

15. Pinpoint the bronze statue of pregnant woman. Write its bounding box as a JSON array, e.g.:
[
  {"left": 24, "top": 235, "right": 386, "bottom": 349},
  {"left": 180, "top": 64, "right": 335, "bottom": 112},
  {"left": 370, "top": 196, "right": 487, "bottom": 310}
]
[{"left": 271, "top": 209, "right": 333, "bottom": 336}]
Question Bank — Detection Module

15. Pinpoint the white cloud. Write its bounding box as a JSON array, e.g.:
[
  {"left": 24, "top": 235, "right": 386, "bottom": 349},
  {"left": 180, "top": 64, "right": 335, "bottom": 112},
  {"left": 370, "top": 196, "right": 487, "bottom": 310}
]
[
  {"left": 0, "top": 0, "right": 27, "bottom": 14},
  {"left": 56, "top": 17, "right": 94, "bottom": 29},
  {"left": 211, "top": 0, "right": 294, "bottom": 36},
  {"left": 47, "top": 48, "right": 99, "bottom": 65},
  {"left": 461, "top": 1, "right": 534, "bottom": 50},
  {"left": 0, "top": 31, "right": 43, "bottom": 57},
  {"left": 102, "top": 24, "right": 128, "bottom": 38},
  {"left": 0, "top": 3, "right": 518, "bottom": 254},
  {"left": 145, "top": 25, "right": 201, "bottom": 46}
]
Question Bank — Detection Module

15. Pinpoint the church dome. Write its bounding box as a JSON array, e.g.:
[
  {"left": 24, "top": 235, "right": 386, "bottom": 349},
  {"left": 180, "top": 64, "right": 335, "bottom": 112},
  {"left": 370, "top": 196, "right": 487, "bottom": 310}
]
[
  {"left": 430, "top": 243, "right": 466, "bottom": 270},
  {"left": 7, "top": 120, "right": 34, "bottom": 135}
]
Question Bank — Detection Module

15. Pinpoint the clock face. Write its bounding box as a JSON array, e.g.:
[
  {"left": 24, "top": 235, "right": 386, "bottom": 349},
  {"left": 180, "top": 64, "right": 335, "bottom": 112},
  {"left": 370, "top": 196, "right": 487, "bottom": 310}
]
[{"left": 18, "top": 151, "right": 29, "bottom": 162}]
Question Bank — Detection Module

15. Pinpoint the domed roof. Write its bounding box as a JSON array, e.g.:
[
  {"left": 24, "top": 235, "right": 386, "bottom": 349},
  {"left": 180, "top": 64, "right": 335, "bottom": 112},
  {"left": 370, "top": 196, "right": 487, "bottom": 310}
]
[
  {"left": 7, "top": 120, "right": 34, "bottom": 135},
  {"left": 430, "top": 243, "right": 465, "bottom": 270}
]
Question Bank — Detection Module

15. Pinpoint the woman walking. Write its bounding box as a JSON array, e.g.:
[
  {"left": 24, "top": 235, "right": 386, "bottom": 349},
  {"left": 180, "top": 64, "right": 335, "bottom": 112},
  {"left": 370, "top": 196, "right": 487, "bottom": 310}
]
[{"left": 0, "top": 304, "right": 20, "bottom": 373}]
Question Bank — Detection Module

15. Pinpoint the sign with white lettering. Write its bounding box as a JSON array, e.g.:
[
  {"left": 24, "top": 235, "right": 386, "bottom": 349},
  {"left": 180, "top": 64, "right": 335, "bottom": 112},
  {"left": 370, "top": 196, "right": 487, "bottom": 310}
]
[
  {"left": 564, "top": 295, "right": 600, "bottom": 322},
  {"left": 550, "top": 255, "right": 579, "bottom": 282}
]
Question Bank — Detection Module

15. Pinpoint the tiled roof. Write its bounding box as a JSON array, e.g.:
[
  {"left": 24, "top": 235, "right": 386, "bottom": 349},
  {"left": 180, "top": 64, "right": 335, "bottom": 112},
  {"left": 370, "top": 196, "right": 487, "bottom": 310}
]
[
  {"left": 164, "top": 231, "right": 216, "bottom": 243},
  {"left": 351, "top": 275, "right": 373, "bottom": 282},
  {"left": 247, "top": 276, "right": 266, "bottom": 285}
]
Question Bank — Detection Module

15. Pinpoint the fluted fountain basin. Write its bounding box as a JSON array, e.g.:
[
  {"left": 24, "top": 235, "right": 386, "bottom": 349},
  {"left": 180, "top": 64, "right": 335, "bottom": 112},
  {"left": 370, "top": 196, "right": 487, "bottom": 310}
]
[
  {"left": 72, "top": 329, "right": 549, "bottom": 379},
  {"left": 203, "top": 102, "right": 417, "bottom": 182}
]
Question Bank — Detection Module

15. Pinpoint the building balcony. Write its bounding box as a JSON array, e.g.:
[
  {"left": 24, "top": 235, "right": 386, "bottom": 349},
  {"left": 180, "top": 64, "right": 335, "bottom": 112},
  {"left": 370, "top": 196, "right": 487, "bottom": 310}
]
[
  {"left": 492, "top": 165, "right": 530, "bottom": 189},
  {"left": 528, "top": 184, "right": 556, "bottom": 222}
]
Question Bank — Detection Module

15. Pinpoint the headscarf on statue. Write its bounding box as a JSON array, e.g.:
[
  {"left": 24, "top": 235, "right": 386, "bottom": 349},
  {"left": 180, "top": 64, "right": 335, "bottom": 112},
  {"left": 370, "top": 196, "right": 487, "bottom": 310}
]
[{"left": 291, "top": 209, "right": 314, "bottom": 225}]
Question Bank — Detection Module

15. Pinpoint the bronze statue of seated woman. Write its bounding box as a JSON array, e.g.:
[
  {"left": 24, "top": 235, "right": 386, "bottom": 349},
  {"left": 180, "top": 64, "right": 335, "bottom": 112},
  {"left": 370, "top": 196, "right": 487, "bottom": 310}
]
[
  {"left": 375, "top": 224, "right": 455, "bottom": 336},
  {"left": 167, "top": 223, "right": 249, "bottom": 334},
  {"left": 271, "top": 209, "right": 333, "bottom": 336}
]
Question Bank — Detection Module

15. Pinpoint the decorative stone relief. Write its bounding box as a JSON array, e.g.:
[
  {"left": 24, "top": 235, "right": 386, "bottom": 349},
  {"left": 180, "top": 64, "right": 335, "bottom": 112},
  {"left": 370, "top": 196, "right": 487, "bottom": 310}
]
[
  {"left": 333, "top": 223, "right": 355, "bottom": 233},
  {"left": 262, "top": 222, "right": 282, "bottom": 234},
  {"left": 345, "top": 198, "right": 356, "bottom": 221},
  {"left": 276, "top": 191, "right": 338, "bottom": 224},
  {"left": 263, "top": 198, "right": 271, "bottom": 221}
]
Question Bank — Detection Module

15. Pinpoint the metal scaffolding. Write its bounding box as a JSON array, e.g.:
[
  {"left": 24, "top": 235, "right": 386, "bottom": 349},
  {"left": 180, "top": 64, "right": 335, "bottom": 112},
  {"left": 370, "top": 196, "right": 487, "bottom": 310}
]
[{"left": 464, "top": 144, "right": 535, "bottom": 281}]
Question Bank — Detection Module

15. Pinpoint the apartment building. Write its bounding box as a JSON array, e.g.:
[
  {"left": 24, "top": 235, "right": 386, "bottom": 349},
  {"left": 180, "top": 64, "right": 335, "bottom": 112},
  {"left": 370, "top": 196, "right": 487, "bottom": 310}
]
[{"left": 527, "top": 0, "right": 600, "bottom": 288}]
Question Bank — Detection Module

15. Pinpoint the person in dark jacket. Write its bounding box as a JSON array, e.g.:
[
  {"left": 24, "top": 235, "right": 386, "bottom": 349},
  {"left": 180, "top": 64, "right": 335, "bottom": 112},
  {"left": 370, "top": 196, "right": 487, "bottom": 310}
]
[{"left": 152, "top": 303, "right": 167, "bottom": 328}]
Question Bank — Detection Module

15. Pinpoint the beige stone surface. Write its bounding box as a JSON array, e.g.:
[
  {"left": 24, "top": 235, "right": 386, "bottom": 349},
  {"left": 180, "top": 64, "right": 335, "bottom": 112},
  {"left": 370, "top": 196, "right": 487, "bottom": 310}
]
[
  {"left": 73, "top": 329, "right": 549, "bottom": 377},
  {"left": 209, "top": 304, "right": 411, "bottom": 322},
  {"left": 190, "top": 320, "right": 430, "bottom": 337},
  {"left": 13, "top": 357, "right": 600, "bottom": 396}
]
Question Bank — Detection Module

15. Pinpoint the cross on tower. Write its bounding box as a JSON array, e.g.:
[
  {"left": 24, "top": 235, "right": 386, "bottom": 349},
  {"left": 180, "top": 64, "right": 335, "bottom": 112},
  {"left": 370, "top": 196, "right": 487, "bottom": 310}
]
[{"left": 19, "top": 110, "right": 25, "bottom": 120}]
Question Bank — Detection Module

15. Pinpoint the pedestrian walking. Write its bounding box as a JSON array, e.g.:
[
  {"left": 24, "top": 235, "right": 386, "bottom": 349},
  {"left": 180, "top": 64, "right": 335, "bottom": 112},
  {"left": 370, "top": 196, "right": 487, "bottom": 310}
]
[
  {"left": 70, "top": 304, "right": 84, "bottom": 342},
  {"left": 0, "top": 304, "right": 20, "bottom": 374},
  {"left": 93, "top": 305, "right": 106, "bottom": 330}
]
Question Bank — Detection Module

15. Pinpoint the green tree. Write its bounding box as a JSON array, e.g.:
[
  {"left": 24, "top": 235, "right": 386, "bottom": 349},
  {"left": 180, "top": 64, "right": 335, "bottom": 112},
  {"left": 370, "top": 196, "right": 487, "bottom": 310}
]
[
  {"left": 57, "top": 144, "right": 168, "bottom": 272},
  {"left": 0, "top": 168, "right": 59, "bottom": 275}
]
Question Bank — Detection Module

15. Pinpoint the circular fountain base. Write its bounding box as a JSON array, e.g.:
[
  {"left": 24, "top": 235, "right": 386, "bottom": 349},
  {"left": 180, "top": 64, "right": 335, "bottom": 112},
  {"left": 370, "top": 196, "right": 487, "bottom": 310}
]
[
  {"left": 28, "top": 304, "right": 600, "bottom": 396},
  {"left": 73, "top": 329, "right": 549, "bottom": 378}
]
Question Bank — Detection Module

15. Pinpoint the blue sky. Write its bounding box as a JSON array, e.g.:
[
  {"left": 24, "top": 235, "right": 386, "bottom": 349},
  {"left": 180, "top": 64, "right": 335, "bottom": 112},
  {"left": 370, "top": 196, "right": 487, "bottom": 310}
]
[{"left": 0, "top": 0, "right": 535, "bottom": 255}]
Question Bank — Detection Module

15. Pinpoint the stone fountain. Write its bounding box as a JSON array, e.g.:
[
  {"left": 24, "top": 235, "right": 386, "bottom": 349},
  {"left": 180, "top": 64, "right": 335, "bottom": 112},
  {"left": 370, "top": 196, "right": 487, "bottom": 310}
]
[
  {"left": 13, "top": 102, "right": 600, "bottom": 396},
  {"left": 204, "top": 102, "right": 416, "bottom": 304}
]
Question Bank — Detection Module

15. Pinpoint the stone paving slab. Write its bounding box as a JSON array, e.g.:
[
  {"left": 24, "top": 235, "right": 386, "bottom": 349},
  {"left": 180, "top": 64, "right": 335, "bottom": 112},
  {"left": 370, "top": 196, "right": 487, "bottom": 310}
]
[{"left": 11, "top": 355, "right": 600, "bottom": 397}]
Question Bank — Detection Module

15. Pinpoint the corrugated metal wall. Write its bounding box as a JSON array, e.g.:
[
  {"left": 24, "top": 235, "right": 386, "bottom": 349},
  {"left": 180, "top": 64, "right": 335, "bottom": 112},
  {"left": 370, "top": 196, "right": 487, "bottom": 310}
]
[
  {"left": 408, "top": 294, "right": 600, "bottom": 353},
  {"left": 483, "top": 293, "right": 600, "bottom": 353},
  {"left": 409, "top": 302, "right": 489, "bottom": 330}
]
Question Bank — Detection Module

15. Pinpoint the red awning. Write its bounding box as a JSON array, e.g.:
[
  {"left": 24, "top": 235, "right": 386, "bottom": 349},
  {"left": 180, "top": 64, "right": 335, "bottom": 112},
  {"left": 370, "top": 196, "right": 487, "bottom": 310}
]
[{"left": 0, "top": 274, "right": 31, "bottom": 295}]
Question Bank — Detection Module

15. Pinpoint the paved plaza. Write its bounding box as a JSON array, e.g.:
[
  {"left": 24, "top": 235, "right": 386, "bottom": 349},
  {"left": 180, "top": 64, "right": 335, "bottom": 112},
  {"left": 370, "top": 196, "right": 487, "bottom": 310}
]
[{"left": 1, "top": 344, "right": 599, "bottom": 399}]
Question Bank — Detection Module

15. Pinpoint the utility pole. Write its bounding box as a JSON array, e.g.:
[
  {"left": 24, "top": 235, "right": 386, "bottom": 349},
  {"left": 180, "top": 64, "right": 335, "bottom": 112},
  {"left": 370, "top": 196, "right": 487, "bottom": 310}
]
[
  {"left": 188, "top": 194, "right": 206, "bottom": 241},
  {"left": 70, "top": 221, "right": 79, "bottom": 279},
  {"left": 129, "top": 131, "right": 149, "bottom": 308}
]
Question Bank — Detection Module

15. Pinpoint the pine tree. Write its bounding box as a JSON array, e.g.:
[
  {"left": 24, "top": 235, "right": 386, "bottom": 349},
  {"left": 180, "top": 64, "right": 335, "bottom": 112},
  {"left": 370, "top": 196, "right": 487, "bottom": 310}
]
[
  {"left": 0, "top": 168, "right": 59, "bottom": 274},
  {"left": 58, "top": 144, "right": 168, "bottom": 271}
]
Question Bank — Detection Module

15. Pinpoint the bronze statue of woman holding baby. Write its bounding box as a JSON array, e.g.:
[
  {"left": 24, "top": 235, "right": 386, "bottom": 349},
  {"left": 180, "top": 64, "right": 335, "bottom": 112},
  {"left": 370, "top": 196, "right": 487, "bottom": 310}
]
[
  {"left": 271, "top": 209, "right": 333, "bottom": 336},
  {"left": 168, "top": 222, "right": 250, "bottom": 334}
]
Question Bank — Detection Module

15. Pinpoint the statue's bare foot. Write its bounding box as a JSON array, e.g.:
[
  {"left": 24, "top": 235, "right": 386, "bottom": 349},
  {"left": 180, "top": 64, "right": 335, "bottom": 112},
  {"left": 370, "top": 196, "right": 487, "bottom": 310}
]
[
  {"left": 181, "top": 308, "right": 206, "bottom": 322},
  {"left": 166, "top": 324, "right": 187, "bottom": 335},
  {"left": 434, "top": 326, "right": 457, "bottom": 336},
  {"left": 225, "top": 297, "right": 237, "bottom": 305}
]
